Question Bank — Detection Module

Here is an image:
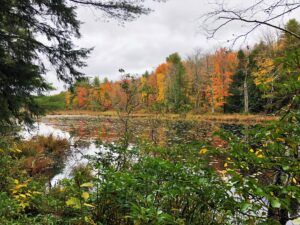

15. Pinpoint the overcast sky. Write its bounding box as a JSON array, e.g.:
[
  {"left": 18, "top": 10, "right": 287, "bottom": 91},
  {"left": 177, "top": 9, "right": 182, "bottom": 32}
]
[{"left": 47, "top": 0, "right": 300, "bottom": 93}]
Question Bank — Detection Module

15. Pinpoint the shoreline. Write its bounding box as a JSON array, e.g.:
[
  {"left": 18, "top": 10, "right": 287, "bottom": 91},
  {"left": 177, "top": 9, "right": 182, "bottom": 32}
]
[{"left": 44, "top": 110, "right": 278, "bottom": 124}]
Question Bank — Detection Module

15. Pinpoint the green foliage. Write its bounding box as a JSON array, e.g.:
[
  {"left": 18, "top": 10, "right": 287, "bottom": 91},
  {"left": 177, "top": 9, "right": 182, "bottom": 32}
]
[
  {"left": 226, "top": 50, "right": 246, "bottom": 113},
  {"left": 35, "top": 92, "right": 67, "bottom": 112},
  {"left": 226, "top": 48, "right": 266, "bottom": 113},
  {"left": 208, "top": 110, "right": 300, "bottom": 224},
  {"left": 90, "top": 141, "right": 232, "bottom": 225},
  {"left": 0, "top": 0, "right": 158, "bottom": 126},
  {"left": 166, "top": 53, "right": 190, "bottom": 113}
]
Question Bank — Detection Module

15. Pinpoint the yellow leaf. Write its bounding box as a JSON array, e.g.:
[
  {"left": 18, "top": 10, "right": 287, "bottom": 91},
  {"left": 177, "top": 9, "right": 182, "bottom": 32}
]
[
  {"left": 257, "top": 154, "right": 264, "bottom": 158},
  {"left": 219, "top": 170, "right": 227, "bottom": 177},
  {"left": 292, "top": 177, "right": 297, "bottom": 184},
  {"left": 19, "top": 202, "right": 29, "bottom": 209},
  {"left": 276, "top": 138, "right": 285, "bottom": 143},
  {"left": 84, "top": 203, "right": 95, "bottom": 208},
  {"left": 224, "top": 163, "right": 228, "bottom": 168},
  {"left": 199, "top": 148, "right": 208, "bottom": 155},
  {"left": 15, "top": 184, "right": 27, "bottom": 189},
  {"left": 84, "top": 216, "right": 96, "bottom": 225},
  {"left": 66, "top": 197, "right": 81, "bottom": 209},
  {"left": 82, "top": 192, "right": 89, "bottom": 201},
  {"left": 255, "top": 150, "right": 262, "bottom": 156},
  {"left": 298, "top": 76, "right": 300, "bottom": 81},
  {"left": 19, "top": 194, "right": 26, "bottom": 198},
  {"left": 80, "top": 182, "right": 93, "bottom": 188},
  {"left": 250, "top": 149, "right": 254, "bottom": 153}
]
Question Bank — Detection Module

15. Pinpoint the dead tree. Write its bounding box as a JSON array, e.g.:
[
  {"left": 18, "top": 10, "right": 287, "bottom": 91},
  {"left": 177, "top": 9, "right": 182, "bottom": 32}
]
[{"left": 203, "top": 0, "right": 300, "bottom": 45}]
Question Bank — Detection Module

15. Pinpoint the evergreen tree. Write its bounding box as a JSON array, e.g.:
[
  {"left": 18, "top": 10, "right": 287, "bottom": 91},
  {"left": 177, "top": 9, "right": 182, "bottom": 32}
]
[
  {"left": 0, "top": 0, "right": 161, "bottom": 125},
  {"left": 226, "top": 50, "right": 246, "bottom": 113},
  {"left": 247, "top": 48, "right": 266, "bottom": 113},
  {"left": 226, "top": 48, "right": 266, "bottom": 114},
  {"left": 92, "top": 77, "right": 100, "bottom": 87}
]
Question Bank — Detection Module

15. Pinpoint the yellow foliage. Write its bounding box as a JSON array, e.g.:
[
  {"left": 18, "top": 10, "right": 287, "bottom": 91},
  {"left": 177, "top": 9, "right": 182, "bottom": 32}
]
[
  {"left": 276, "top": 138, "right": 285, "bottom": 143},
  {"left": 292, "top": 177, "right": 297, "bottom": 184},
  {"left": 65, "top": 91, "right": 72, "bottom": 109},
  {"left": 140, "top": 76, "right": 147, "bottom": 99},
  {"left": 66, "top": 197, "right": 81, "bottom": 209},
  {"left": 253, "top": 58, "right": 275, "bottom": 87},
  {"left": 255, "top": 150, "right": 264, "bottom": 158},
  {"left": 85, "top": 216, "right": 97, "bottom": 225},
  {"left": 80, "top": 182, "right": 93, "bottom": 188},
  {"left": 156, "top": 73, "right": 166, "bottom": 102},
  {"left": 82, "top": 192, "right": 89, "bottom": 200},
  {"left": 199, "top": 148, "right": 208, "bottom": 155},
  {"left": 11, "top": 179, "right": 37, "bottom": 211}
]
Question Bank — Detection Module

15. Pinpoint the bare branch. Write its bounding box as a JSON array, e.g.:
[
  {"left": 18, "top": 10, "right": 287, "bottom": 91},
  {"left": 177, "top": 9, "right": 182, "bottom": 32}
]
[{"left": 202, "top": 0, "right": 300, "bottom": 45}]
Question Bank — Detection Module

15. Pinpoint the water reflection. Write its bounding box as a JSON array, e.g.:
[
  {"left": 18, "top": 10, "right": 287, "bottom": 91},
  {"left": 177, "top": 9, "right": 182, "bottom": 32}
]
[
  {"left": 26, "top": 116, "right": 252, "bottom": 185},
  {"left": 40, "top": 116, "right": 246, "bottom": 146}
]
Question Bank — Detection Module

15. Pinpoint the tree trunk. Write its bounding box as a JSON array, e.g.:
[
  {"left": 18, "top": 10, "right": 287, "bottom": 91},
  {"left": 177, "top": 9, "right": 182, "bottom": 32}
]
[
  {"left": 244, "top": 78, "right": 249, "bottom": 113},
  {"left": 243, "top": 58, "right": 249, "bottom": 113}
]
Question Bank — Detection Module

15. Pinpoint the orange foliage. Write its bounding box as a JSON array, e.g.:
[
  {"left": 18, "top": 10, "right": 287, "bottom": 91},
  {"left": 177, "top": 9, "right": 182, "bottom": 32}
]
[
  {"left": 208, "top": 48, "right": 237, "bottom": 108},
  {"left": 100, "top": 80, "right": 113, "bottom": 110},
  {"left": 76, "top": 86, "right": 89, "bottom": 108},
  {"left": 155, "top": 63, "right": 169, "bottom": 102}
]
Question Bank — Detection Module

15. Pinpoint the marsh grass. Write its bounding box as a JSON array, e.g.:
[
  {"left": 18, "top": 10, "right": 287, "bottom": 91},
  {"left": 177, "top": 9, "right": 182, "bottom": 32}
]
[{"left": 48, "top": 110, "right": 277, "bottom": 124}]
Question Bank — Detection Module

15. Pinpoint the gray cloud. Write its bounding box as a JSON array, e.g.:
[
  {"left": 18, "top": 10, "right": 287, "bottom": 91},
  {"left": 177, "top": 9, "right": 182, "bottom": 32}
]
[{"left": 47, "top": 0, "right": 300, "bottom": 94}]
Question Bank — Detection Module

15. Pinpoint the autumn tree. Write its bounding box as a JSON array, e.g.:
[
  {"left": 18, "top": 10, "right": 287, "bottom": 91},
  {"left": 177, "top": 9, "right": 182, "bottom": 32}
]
[
  {"left": 251, "top": 19, "right": 300, "bottom": 113},
  {"left": 73, "top": 79, "right": 91, "bottom": 109},
  {"left": 209, "top": 48, "right": 237, "bottom": 112},
  {"left": 100, "top": 78, "right": 113, "bottom": 111}
]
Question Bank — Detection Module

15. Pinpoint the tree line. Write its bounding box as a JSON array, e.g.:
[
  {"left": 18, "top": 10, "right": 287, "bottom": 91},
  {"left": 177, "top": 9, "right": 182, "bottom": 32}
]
[{"left": 62, "top": 19, "right": 300, "bottom": 115}]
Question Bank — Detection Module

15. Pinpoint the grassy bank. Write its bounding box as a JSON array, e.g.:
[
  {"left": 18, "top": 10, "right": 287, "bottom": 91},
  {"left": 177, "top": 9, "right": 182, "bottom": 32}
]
[{"left": 46, "top": 110, "right": 277, "bottom": 123}]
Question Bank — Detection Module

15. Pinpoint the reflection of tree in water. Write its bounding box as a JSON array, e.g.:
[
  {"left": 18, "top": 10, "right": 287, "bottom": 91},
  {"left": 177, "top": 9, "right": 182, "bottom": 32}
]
[{"left": 41, "top": 117, "right": 258, "bottom": 146}]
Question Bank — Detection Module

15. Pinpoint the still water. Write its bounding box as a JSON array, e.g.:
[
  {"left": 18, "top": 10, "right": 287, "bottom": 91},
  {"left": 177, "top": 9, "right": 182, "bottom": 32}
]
[{"left": 21, "top": 115, "right": 248, "bottom": 185}]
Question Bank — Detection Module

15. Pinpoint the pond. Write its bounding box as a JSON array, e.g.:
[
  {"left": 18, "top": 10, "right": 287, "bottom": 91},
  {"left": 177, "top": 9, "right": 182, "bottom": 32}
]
[{"left": 21, "top": 115, "right": 253, "bottom": 185}]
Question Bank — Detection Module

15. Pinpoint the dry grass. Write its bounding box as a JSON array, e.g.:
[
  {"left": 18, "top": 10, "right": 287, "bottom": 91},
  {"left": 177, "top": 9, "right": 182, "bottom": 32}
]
[
  {"left": 18, "top": 135, "right": 69, "bottom": 176},
  {"left": 46, "top": 110, "right": 278, "bottom": 124}
]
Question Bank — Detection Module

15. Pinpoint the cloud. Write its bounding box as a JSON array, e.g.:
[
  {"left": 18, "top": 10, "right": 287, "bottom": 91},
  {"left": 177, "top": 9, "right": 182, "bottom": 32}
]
[{"left": 47, "top": 0, "right": 300, "bottom": 94}]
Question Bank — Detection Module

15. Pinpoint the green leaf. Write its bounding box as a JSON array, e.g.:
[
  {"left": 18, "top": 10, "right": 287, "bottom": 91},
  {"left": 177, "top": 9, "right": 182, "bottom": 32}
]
[
  {"left": 271, "top": 198, "right": 281, "bottom": 208},
  {"left": 241, "top": 202, "right": 251, "bottom": 212},
  {"left": 282, "top": 165, "right": 290, "bottom": 171}
]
